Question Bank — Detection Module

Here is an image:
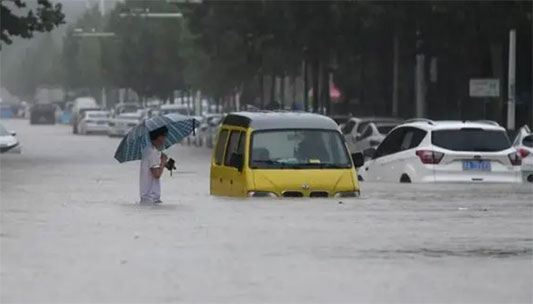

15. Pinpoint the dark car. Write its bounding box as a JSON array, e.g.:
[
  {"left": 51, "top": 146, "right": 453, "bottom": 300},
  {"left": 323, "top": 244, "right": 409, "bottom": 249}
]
[{"left": 30, "top": 104, "right": 57, "bottom": 125}]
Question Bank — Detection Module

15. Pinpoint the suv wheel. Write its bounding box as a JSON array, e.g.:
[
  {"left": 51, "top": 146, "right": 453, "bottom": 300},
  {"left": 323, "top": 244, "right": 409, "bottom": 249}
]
[{"left": 400, "top": 174, "right": 411, "bottom": 183}]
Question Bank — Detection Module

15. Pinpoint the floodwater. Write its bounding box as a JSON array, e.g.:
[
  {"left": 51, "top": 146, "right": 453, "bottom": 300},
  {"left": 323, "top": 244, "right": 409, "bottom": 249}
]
[{"left": 1, "top": 119, "right": 532, "bottom": 303}]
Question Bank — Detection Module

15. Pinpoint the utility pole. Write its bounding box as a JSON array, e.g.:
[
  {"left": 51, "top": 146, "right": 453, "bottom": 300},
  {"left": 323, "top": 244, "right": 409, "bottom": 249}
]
[
  {"left": 507, "top": 29, "right": 516, "bottom": 130},
  {"left": 303, "top": 58, "right": 308, "bottom": 112},
  {"left": 392, "top": 34, "right": 399, "bottom": 117},
  {"left": 414, "top": 30, "right": 425, "bottom": 118},
  {"left": 99, "top": 0, "right": 107, "bottom": 109}
]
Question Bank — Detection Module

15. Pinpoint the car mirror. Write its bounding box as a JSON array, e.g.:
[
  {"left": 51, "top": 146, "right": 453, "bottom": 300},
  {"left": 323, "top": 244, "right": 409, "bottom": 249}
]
[
  {"left": 10, "top": 131, "right": 16, "bottom": 136},
  {"left": 351, "top": 153, "right": 364, "bottom": 167},
  {"left": 363, "top": 147, "right": 377, "bottom": 159},
  {"left": 229, "top": 153, "right": 244, "bottom": 172}
]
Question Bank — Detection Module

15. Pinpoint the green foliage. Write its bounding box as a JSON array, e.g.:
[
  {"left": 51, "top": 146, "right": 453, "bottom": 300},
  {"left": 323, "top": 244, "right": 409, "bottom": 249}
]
[{"left": 0, "top": 0, "right": 64, "bottom": 46}]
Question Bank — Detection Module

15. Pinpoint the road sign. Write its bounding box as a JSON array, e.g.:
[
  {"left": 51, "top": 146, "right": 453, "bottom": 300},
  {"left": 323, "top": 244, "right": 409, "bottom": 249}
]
[{"left": 469, "top": 79, "right": 500, "bottom": 97}]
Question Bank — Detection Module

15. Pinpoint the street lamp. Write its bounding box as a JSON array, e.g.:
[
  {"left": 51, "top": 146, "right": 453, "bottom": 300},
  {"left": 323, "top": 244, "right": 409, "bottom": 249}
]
[
  {"left": 73, "top": 28, "right": 115, "bottom": 38},
  {"left": 119, "top": 12, "right": 183, "bottom": 18},
  {"left": 119, "top": 8, "right": 183, "bottom": 19}
]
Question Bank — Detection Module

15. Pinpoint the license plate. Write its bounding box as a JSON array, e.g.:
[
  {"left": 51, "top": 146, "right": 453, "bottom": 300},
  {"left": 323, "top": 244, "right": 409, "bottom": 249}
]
[
  {"left": 97, "top": 121, "right": 106, "bottom": 125},
  {"left": 463, "top": 160, "right": 491, "bottom": 171}
]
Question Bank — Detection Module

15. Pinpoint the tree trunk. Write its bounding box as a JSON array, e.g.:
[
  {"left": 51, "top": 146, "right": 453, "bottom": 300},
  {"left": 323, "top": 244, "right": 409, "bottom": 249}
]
[
  {"left": 280, "top": 73, "right": 285, "bottom": 109},
  {"left": 270, "top": 74, "right": 276, "bottom": 105},
  {"left": 303, "top": 59, "right": 309, "bottom": 112},
  {"left": 291, "top": 75, "right": 297, "bottom": 110},
  {"left": 259, "top": 70, "right": 264, "bottom": 109},
  {"left": 312, "top": 58, "right": 319, "bottom": 113},
  {"left": 324, "top": 70, "right": 331, "bottom": 116}
]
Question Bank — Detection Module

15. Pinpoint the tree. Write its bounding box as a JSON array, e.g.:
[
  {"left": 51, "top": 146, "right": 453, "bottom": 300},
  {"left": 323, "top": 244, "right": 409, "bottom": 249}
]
[
  {"left": 103, "top": 0, "right": 186, "bottom": 101},
  {"left": 1, "top": 0, "right": 64, "bottom": 47}
]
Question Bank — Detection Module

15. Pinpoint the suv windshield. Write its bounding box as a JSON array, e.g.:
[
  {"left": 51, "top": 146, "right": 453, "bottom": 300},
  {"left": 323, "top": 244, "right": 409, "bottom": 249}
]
[
  {"left": 250, "top": 130, "right": 351, "bottom": 169},
  {"left": 432, "top": 129, "right": 511, "bottom": 152}
]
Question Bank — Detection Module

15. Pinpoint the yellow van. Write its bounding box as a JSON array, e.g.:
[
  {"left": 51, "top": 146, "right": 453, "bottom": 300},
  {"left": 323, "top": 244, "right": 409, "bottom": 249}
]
[{"left": 210, "top": 112, "right": 364, "bottom": 198}]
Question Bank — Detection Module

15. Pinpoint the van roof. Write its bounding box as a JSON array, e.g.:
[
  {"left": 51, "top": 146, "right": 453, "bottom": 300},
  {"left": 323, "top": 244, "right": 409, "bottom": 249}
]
[{"left": 223, "top": 111, "right": 339, "bottom": 131}]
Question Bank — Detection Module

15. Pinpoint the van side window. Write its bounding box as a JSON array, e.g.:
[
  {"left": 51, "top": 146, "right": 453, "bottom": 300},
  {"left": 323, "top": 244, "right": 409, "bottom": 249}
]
[
  {"left": 215, "top": 129, "right": 229, "bottom": 165},
  {"left": 224, "top": 131, "right": 242, "bottom": 166},
  {"left": 237, "top": 132, "right": 246, "bottom": 155}
]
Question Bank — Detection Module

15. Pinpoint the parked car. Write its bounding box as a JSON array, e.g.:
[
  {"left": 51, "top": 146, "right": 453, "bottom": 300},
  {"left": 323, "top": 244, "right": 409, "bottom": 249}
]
[
  {"left": 513, "top": 125, "right": 533, "bottom": 183},
  {"left": 350, "top": 121, "right": 401, "bottom": 153},
  {"left": 186, "top": 115, "right": 203, "bottom": 145},
  {"left": 159, "top": 104, "right": 191, "bottom": 116},
  {"left": 107, "top": 112, "right": 144, "bottom": 137},
  {"left": 113, "top": 103, "right": 141, "bottom": 116},
  {"left": 330, "top": 115, "right": 352, "bottom": 129},
  {"left": 357, "top": 119, "right": 522, "bottom": 183},
  {"left": 72, "top": 97, "right": 98, "bottom": 134},
  {"left": 77, "top": 111, "right": 110, "bottom": 135},
  {"left": 0, "top": 122, "right": 21, "bottom": 154},
  {"left": 29, "top": 103, "right": 57, "bottom": 125},
  {"left": 195, "top": 114, "right": 224, "bottom": 147},
  {"left": 210, "top": 112, "right": 363, "bottom": 197},
  {"left": 342, "top": 117, "right": 401, "bottom": 151}
]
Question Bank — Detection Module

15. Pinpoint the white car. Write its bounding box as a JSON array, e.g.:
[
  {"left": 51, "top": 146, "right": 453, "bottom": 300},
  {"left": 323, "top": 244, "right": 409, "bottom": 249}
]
[
  {"left": 108, "top": 112, "right": 144, "bottom": 137},
  {"left": 342, "top": 117, "right": 401, "bottom": 152},
  {"left": 195, "top": 114, "right": 223, "bottom": 147},
  {"left": 0, "top": 123, "right": 21, "bottom": 154},
  {"left": 358, "top": 119, "right": 522, "bottom": 183},
  {"left": 350, "top": 121, "right": 400, "bottom": 153},
  {"left": 513, "top": 125, "right": 533, "bottom": 183},
  {"left": 78, "top": 111, "right": 110, "bottom": 135},
  {"left": 159, "top": 104, "right": 191, "bottom": 116}
]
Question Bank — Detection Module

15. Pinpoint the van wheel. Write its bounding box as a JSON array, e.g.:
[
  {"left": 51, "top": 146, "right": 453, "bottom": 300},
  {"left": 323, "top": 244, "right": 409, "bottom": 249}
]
[
  {"left": 527, "top": 174, "right": 533, "bottom": 183},
  {"left": 400, "top": 174, "right": 411, "bottom": 183}
]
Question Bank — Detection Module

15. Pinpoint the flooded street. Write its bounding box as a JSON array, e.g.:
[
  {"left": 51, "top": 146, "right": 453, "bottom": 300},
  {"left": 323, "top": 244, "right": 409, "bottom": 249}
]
[{"left": 1, "top": 119, "right": 532, "bottom": 303}]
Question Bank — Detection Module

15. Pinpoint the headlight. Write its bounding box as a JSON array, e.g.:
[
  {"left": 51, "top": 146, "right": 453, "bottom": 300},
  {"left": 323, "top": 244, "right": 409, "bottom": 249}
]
[
  {"left": 248, "top": 191, "right": 278, "bottom": 198},
  {"left": 334, "top": 191, "right": 360, "bottom": 198}
]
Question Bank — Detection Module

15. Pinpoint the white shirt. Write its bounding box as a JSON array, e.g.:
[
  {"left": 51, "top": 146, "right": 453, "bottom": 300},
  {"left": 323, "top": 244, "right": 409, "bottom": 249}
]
[{"left": 140, "top": 145, "right": 161, "bottom": 203}]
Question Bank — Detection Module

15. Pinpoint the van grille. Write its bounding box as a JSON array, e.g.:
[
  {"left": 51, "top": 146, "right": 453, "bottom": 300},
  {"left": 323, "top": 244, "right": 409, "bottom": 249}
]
[
  {"left": 283, "top": 191, "right": 303, "bottom": 198},
  {"left": 310, "top": 191, "right": 329, "bottom": 198}
]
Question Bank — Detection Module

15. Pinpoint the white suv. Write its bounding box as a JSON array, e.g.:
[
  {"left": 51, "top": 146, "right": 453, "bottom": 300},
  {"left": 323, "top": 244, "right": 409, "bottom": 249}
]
[
  {"left": 513, "top": 125, "right": 533, "bottom": 183},
  {"left": 357, "top": 119, "right": 522, "bottom": 183}
]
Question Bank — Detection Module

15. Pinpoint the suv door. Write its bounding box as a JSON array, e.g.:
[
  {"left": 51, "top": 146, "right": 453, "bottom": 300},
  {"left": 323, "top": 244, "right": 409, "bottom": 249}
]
[
  {"left": 389, "top": 127, "right": 428, "bottom": 182},
  {"left": 366, "top": 127, "right": 405, "bottom": 181}
]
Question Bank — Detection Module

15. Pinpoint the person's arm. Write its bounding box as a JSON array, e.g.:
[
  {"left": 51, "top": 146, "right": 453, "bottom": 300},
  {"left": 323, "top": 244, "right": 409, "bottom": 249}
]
[{"left": 150, "top": 153, "right": 168, "bottom": 179}]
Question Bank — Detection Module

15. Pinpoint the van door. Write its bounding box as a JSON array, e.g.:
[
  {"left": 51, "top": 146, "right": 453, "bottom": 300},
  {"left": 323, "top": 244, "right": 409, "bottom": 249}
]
[
  {"left": 210, "top": 129, "right": 229, "bottom": 195},
  {"left": 224, "top": 130, "right": 247, "bottom": 196}
]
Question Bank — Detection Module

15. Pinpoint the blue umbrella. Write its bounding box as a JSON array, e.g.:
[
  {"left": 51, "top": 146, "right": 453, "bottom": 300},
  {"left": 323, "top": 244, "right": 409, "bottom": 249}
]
[{"left": 114, "top": 113, "right": 197, "bottom": 163}]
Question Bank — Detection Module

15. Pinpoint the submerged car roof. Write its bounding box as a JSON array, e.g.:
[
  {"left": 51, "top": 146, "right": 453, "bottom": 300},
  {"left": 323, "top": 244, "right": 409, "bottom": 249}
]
[{"left": 222, "top": 111, "right": 339, "bottom": 131}]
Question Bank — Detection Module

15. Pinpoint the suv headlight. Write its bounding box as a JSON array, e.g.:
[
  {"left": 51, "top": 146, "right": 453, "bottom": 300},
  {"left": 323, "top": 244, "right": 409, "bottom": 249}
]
[
  {"left": 334, "top": 191, "right": 360, "bottom": 198},
  {"left": 248, "top": 191, "right": 278, "bottom": 198}
]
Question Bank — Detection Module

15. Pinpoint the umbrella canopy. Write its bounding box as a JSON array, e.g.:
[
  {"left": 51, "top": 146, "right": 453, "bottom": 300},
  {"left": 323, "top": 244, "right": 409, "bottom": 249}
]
[{"left": 114, "top": 113, "right": 197, "bottom": 163}]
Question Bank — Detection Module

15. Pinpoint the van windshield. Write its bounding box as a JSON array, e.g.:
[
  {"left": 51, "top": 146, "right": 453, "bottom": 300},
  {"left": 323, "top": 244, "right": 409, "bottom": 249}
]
[{"left": 250, "top": 130, "right": 351, "bottom": 169}]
